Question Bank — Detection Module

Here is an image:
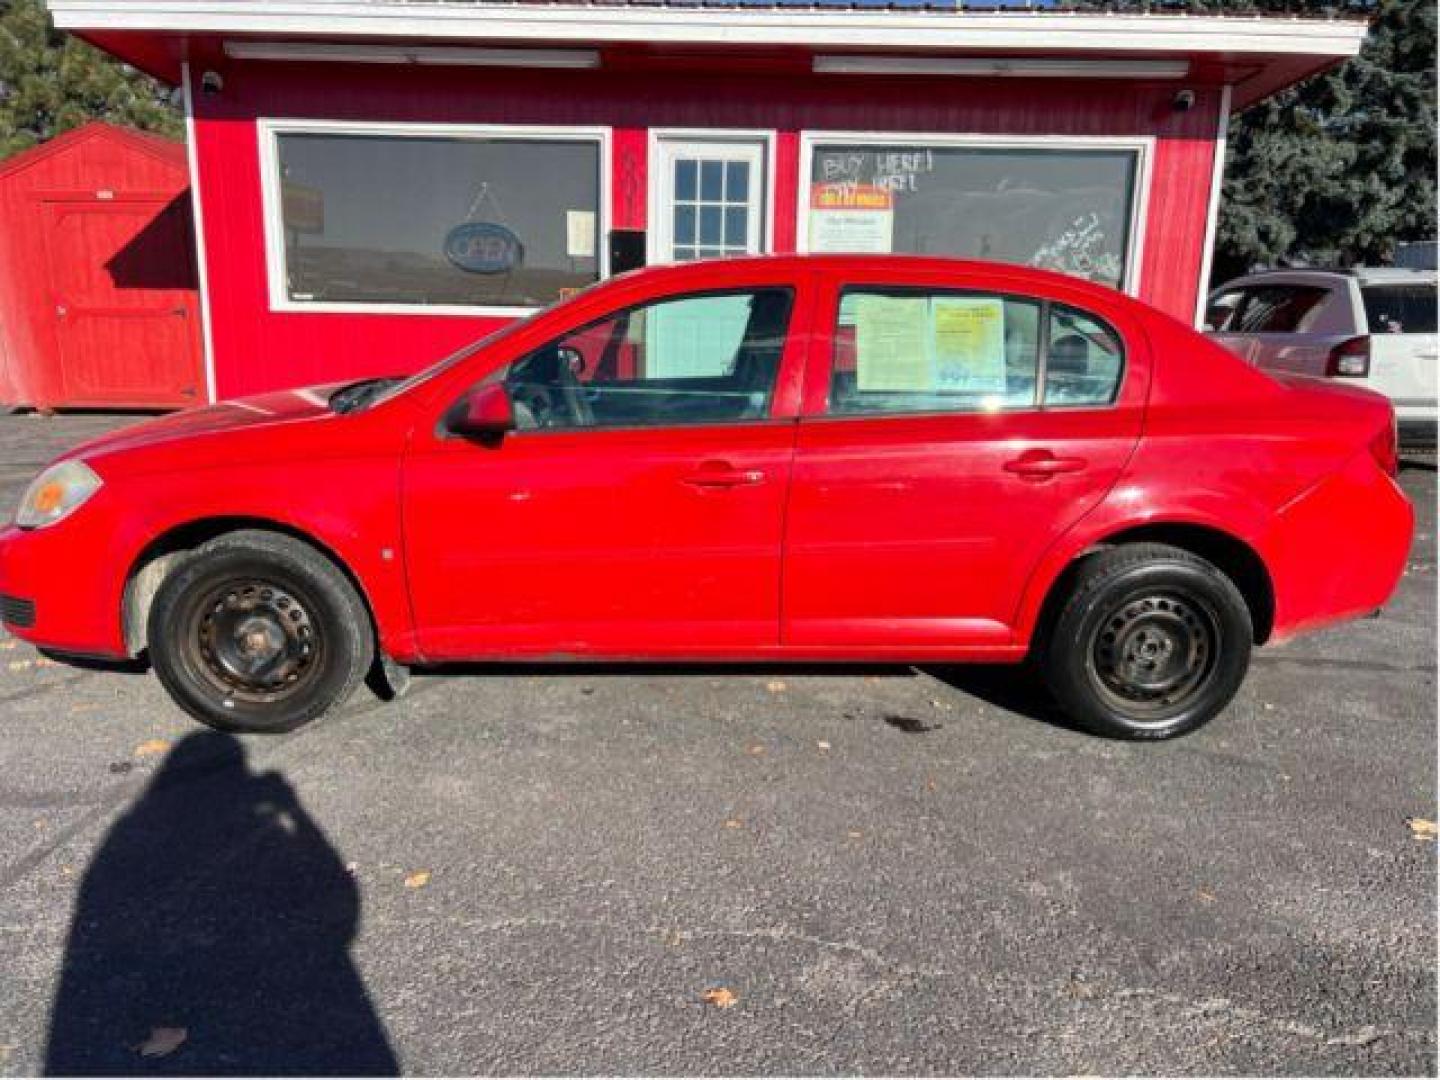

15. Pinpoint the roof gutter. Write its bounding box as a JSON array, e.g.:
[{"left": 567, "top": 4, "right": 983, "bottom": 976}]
[{"left": 48, "top": 0, "right": 1369, "bottom": 59}]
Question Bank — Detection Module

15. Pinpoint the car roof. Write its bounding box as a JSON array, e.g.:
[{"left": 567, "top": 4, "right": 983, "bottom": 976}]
[
  {"left": 615, "top": 253, "right": 1132, "bottom": 307},
  {"left": 1351, "top": 266, "right": 1437, "bottom": 286},
  {"left": 1213, "top": 266, "right": 1436, "bottom": 293}
]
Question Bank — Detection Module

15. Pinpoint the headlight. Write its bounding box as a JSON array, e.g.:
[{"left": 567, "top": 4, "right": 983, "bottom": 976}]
[{"left": 16, "top": 460, "right": 102, "bottom": 529}]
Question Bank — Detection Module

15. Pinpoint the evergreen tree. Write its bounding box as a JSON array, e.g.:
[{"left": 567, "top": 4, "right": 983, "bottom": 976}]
[
  {"left": 0, "top": 0, "right": 181, "bottom": 159},
  {"left": 1215, "top": 0, "right": 1436, "bottom": 277},
  {"left": 1067, "top": 0, "right": 1435, "bottom": 277}
]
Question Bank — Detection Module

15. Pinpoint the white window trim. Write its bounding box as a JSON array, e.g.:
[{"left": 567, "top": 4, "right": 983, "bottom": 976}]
[
  {"left": 646, "top": 128, "right": 778, "bottom": 266},
  {"left": 257, "top": 118, "right": 612, "bottom": 317},
  {"left": 796, "top": 130, "right": 1154, "bottom": 297}
]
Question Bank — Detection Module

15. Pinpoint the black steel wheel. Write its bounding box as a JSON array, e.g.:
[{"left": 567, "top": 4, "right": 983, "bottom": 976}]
[
  {"left": 1041, "top": 543, "right": 1252, "bottom": 740},
  {"left": 149, "top": 530, "right": 373, "bottom": 733}
]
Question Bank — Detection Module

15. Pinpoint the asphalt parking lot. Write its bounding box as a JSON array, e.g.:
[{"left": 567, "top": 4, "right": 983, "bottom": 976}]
[{"left": 0, "top": 413, "right": 1434, "bottom": 1076}]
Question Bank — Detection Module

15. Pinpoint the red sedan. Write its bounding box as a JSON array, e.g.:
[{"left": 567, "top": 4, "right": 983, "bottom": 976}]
[{"left": 0, "top": 256, "right": 1413, "bottom": 739}]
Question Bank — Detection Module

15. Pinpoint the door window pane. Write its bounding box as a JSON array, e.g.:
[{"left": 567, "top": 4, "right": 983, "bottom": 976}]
[
  {"left": 700, "top": 161, "right": 724, "bottom": 201},
  {"left": 505, "top": 288, "right": 793, "bottom": 429},
  {"left": 829, "top": 288, "right": 1041, "bottom": 416},
  {"left": 675, "top": 159, "right": 697, "bottom": 201},
  {"left": 274, "top": 131, "right": 601, "bottom": 308},
  {"left": 1362, "top": 285, "right": 1438, "bottom": 334},
  {"left": 809, "top": 144, "right": 1139, "bottom": 289},
  {"left": 725, "top": 161, "right": 749, "bottom": 201},
  {"left": 1233, "top": 285, "right": 1330, "bottom": 333},
  {"left": 1045, "top": 305, "right": 1125, "bottom": 407}
]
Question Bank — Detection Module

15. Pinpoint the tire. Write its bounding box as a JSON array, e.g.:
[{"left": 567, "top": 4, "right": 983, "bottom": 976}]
[
  {"left": 1039, "top": 543, "right": 1252, "bottom": 740},
  {"left": 148, "top": 530, "right": 374, "bottom": 734}
]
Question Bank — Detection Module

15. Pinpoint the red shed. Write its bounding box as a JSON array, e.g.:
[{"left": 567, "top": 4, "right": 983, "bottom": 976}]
[
  {"left": 0, "top": 122, "right": 204, "bottom": 410},
  {"left": 51, "top": 1, "right": 1367, "bottom": 404}
]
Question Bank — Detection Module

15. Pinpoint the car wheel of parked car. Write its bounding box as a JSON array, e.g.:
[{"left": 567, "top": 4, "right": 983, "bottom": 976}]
[
  {"left": 1041, "top": 543, "right": 1252, "bottom": 740},
  {"left": 147, "top": 530, "right": 374, "bottom": 734}
]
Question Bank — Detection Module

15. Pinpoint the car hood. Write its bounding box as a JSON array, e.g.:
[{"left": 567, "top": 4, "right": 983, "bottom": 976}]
[{"left": 62, "top": 384, "right": 349, "bottom": 465}]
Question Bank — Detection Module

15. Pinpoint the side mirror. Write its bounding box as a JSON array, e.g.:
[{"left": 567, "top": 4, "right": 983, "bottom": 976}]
[{"left": 448, "top": 382, "right": 515, "bottom": 440}]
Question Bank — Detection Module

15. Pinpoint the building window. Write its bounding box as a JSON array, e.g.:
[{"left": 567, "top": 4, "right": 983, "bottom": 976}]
[
  {"left": 804, "top": 138, "right": 1145, "bottom": 290},
  {"left": 264, "top": 124, "right": 606, "bottom": 313}
]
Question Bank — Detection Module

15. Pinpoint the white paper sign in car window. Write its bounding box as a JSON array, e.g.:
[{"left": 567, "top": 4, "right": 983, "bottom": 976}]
[{"left": 932, "top": 297, "right": 1006, "bottom": 393}]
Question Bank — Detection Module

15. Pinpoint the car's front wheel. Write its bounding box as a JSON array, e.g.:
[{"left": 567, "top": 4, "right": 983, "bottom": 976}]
[
  {"left": 1040, "top": 543, "right": 1253, "bottom": 740},
  {"left": 148, "top": 530, "right": 374, "bottom": 733}
]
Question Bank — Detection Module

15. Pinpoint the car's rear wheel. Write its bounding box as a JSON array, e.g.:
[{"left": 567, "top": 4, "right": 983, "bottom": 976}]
[
  {"left": 148, "top": 530, "right": 373, "bottom": 733},
  {"left": 1040, "top": 543, "right": 1252, "bottom": 740}
]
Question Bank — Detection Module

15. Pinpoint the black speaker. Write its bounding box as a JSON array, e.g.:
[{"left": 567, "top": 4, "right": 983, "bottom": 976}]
[{"left": 609, "top": 230, "right": 646, "bottom": 275}]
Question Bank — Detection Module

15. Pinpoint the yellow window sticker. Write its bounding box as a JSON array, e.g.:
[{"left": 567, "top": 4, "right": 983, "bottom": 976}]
[{"left": 933, "top": 297, "right": 1006, "bottom": 393}]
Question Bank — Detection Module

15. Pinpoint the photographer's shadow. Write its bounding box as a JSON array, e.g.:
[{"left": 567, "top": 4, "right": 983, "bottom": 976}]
[{"left": 46, "top": 731, "right": 397, "bottom": 1076}]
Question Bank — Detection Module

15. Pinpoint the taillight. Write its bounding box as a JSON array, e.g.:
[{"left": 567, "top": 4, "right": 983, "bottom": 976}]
[
  {"left": 1370, "top": 414, "right": 1399, "bottom": 477},
  {"left": 1326, "top": 335, "right": 1371, "bottom": 378}
]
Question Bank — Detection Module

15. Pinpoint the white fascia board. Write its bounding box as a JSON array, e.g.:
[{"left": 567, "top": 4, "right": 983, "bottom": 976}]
[{"left": 48, "top": 1, "right": 1369, "bottom": 61}]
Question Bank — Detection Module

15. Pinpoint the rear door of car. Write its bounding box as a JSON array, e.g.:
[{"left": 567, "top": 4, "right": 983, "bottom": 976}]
[{"left": 779, "top": 266, "right": 1147, "bottom": 652}]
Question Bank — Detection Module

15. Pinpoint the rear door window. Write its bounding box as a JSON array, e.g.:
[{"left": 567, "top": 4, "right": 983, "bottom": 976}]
[
  {"left": 1362, "top": 285, "right": 1438, "bottom": 335},
  {"left": 828, "top": 288, "right": 1041, "bottom": 416},
  {"left": 1045, "top": 305, "right": 1125, "bottom": 407},
  {"left": 1233, "top": 285, "right": 1330, "bottom": 334}
]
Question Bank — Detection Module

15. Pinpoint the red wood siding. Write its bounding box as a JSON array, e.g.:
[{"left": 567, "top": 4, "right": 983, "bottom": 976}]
[
  {"left": 192, "top": 64, "right": 1221, "bottom": 400},
  {"left": 0, "top": 124, "right": 202, "bottom": 408}
]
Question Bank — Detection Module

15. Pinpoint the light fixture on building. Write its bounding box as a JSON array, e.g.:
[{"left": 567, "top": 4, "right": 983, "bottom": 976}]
[
  {"left": 222, "top": 42, "right": 601, "bottom": 69},
  {"left": 811, "top": 56, "right": 1190, "bottom": 79}
]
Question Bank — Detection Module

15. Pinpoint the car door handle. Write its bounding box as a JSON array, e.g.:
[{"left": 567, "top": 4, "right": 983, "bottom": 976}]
[
  {"left": 1004, "top": 450, "right": 1088, "bottom": 480},
  {"left": 682, "top": 461, "right": 766, "bottom": 489}
]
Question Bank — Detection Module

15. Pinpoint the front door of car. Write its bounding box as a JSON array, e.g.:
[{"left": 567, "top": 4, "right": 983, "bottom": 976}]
[
  {"left": 402, "top": 285, "right": 804, "bottom": 660},
  {"left": 782, "top": 281, "right": 1147, "bottom": 651}
]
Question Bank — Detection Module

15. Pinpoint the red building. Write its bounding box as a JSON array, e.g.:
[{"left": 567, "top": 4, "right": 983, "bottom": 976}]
[{"left": 53, "top": 0, "right": 1365, "bottom": 403}]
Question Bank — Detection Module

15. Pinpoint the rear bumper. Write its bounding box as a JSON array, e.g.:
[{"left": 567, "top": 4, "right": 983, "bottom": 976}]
[
  {"left": 1265, "top": 450, "right": 1414, "bottom": 642},
  {"left": 1398, "top": 418, "right": 1437, "bottom": 449}
]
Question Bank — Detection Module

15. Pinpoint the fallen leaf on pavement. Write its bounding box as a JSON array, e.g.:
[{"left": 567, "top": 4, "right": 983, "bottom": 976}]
[
  {"left": 403, "top": 870, "right": 431, "bottom": 888},
  {"left": 133, "top": 739, "right": 171, "bottom": 758},
  {"left": 746, "top": 744, "right": 766, "bottom": 756},
  {"left": 135, "top": 1027, "right": 187, "bottom": 1058},
  {"left": 1406, "top": 817, "right": 1436, "bottom": 841},
  {"left": 1197, "top": 889, "right": 1216, "bottom": 904},
  {"left": 702, "top": 987, "right": 737, "bottom": 1009}
]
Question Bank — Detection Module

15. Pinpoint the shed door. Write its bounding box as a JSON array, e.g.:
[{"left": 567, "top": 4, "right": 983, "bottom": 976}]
[{"left": 43, "top": 197, "right": 202, "bottom": 408}]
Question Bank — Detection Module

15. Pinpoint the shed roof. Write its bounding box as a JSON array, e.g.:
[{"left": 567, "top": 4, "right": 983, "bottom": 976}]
[{"left": 0, "top": 121, "right": 185, "bottom": 183}]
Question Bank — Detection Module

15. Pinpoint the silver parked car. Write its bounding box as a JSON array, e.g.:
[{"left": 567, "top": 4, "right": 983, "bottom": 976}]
[{"left": 1206, "top": 267, "right": 1437, "bottom": 448}]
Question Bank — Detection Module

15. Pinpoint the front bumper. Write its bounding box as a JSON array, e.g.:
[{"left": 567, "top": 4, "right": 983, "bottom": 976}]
[{"left": 0, "top": 513, "right": 134, "bottom": 659}]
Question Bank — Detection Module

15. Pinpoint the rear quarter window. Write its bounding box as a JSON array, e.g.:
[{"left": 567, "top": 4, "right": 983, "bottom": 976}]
[{"left": 1362, "top": 285, "right": 1438, "bottom": 334}]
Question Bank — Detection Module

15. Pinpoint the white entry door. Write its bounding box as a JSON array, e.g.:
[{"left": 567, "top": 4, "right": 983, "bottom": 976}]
[{"left": 652, "top": 136, "right": 769, "bottom": 264}]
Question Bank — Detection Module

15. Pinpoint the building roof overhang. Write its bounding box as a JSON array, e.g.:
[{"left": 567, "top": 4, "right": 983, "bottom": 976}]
[{"left": 49, "top": 0, "right": 1370, "bottom": 110}]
